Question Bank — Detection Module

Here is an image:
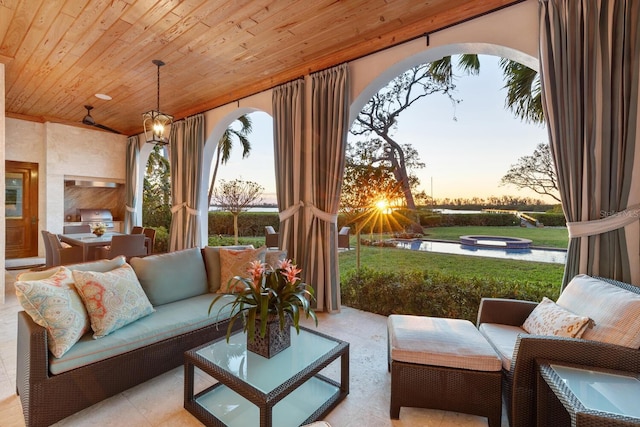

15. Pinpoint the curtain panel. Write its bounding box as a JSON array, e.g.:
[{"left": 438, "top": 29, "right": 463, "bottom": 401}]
[
  {"left": 168, "top": 113, "right": 206, "bottom": 251},
  {"left": 305, "top": 63, "right": 350, "bottom": 312},
  {"left": 124, "top": 135, "right": 140, "bottom": 234},
  {"left": 273, "top": 79, "right": 306, "bottom": 264},
  {"left": 539, "top": 0, "right": 639, "bottom": 286}
]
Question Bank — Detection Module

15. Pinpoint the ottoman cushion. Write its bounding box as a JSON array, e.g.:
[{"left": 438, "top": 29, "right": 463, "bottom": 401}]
[{"left": 388, "top": 315, "right": 501, "bottom": 372}]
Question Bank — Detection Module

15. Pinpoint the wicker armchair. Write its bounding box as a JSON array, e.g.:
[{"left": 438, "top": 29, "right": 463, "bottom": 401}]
[
  {"left": 265, "top": 226, "right": 279, "bottom": 248},
  {"left": 338, "top": 226, "right": 350, "bottom": 249},
  {"left": 477, "top": 276, "right": 640, "bottom": 427}
]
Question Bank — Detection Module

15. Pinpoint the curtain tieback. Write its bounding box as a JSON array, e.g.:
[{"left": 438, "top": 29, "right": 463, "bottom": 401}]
[
  {"left": 567, "top": 204, "right": 640, "bottom": 238},
  {"left": 125, "top": 205, "right": 135, "bottom": 212},
  {"left": 170, "top": 202, "right": 200, "bottom": 216},
  {"left": 279, "top": 201, "right": 304, "bottom": 221},
  {"left": 307, "top": 202, "right": 338, "bottom": 224}
]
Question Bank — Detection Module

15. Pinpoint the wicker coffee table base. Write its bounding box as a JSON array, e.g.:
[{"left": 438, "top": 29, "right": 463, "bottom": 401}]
[{"left": 390, "top": 361, "right": 502, "bottom": 427}]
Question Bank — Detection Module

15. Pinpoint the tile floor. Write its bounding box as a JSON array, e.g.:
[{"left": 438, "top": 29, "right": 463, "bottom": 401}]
[{"left": 1, "top": 266, "right": 509, "bottom": 427}]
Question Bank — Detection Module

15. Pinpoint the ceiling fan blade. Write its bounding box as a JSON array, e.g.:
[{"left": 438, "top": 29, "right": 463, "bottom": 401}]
[
  {"left": 80, "top": 105, "right": 120, "bottom": 134},
  {"left": 93, "top": 122, "right": 121, "bottom": 134}
]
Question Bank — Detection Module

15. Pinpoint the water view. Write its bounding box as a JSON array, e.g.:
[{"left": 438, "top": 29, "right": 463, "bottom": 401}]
[{"left": 394, "top": 239, "right": 567, "bottom": 264}]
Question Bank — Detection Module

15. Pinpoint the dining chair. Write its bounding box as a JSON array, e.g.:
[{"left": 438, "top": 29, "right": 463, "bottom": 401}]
[
  {"left": 46, "top": 232, "right": 84, "bottom": 266},
  {"left": 131, "top": 226, "right": 144, "bottom": 234},
  {"left": 95, "top": 234, "right": 147, "bottom": 260},
  {"left": 41, "top": 230, "right": 54, "bottom": 267},
  {"left": 63, "top": 224, "right": 91, "bottom": 234},
  {"left": 143, "top": 227, "right": 156, "bottom": 254}
]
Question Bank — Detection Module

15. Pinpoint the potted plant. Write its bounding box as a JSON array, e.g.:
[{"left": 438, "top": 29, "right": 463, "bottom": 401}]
[
  {"left": 209, "top": 258, "right": 318, "bottom": 358},
  {"left": 91, "top": 222, "right": 107, "bottom": 237}
]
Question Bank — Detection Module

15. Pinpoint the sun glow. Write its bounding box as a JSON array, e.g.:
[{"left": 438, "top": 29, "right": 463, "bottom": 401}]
[{"left": 375, "top": 198, "right": 392, "bottom": 214}]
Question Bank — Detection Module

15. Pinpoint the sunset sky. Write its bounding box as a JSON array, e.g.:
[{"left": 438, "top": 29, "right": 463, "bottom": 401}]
[{"left": 213, "top": 55, "right": 552, "bottom": 206}]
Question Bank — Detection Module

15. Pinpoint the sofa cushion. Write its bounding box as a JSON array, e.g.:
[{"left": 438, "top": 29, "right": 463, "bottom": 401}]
[
  {"left": 130, "top": 248, "right": 208, "bottom": 306},
  {"left": 49, "top": 293, "right": 235, "bottom": 374},
  {"left": 16, "top": 256, "right": 126, "bottom": 282},
  {"left": 218, "top": 246, "right": 268, "bottom": 293},
  {"left": 557, "top": 274, "right": 640, "bottom": 348},
  {"left": 522, "top": 297, "right": 590, "bottom": 338},
  {"left": 15, "top": 266, "right": 90, "bottom": 358},
  {"left": 202, "top": 245, "right": 253, "bottom": 292},
  {"left": 478, "top": 323, "right": 525, "bottom": 371},
  {"left": 72, "top": 264, "right": 154, "bottom": 338},
  {"left": 265, "top": 249, "right": 287, "bottom": 268},
  {"left": 67, "top": 256, "right": 127, "bottom": 272}
]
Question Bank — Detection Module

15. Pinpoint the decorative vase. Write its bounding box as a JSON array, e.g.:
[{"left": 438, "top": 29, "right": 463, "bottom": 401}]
[
  {"left": 93, "top": 230, "right": 104, "bottom": 237},
  {"left": 247, "top": 315, "right": 292, "bottom": 358}
]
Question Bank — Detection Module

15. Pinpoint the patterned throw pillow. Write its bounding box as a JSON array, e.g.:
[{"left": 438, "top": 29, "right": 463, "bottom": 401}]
[
  {"left": 522, "top": 297, "right": 590, "bottom": 338},
  {"left": 218, "top": 246, "right": 267, "bottom": 293},
  {"left": 72, "top": 264, "right": 154, "bottom": 338},
  {"left": 15, "top": 266, "right": 90, "bottom": 358}
]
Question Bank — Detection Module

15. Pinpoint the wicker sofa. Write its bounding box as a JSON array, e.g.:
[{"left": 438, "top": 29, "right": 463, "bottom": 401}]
[
  {"left": 15, "top": 245, "right": 277, "bottom": 427},
  {"left": 477, "top": 275, "right": 640, "bottom": 427}
]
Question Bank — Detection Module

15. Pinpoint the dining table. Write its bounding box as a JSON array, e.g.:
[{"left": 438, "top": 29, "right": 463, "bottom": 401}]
[{"left": 59, "top": 232, "right": 125, "bottom": 262}]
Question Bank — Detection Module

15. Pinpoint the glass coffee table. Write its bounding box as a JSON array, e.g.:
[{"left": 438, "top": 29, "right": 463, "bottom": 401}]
[
  {"left": 537, "top": 360, "right": 640, "bottom": 426},
  {"left": 184, "top": 326, "right": 349, "bottom": 427}
]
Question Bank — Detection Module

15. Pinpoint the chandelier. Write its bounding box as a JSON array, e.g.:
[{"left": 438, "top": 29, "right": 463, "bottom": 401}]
[{"left": 143, "top": 60, "right": 173, "bottom": 146}]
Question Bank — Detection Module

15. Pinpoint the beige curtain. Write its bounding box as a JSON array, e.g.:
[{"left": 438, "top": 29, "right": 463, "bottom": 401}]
[
  {"left": 124, "top": 135, "right": 140, "bottom": 233},
  {"left": 273, "top": 80, "right": 306, "bottom": 264},
  {"left": 540, "top": 0, "right": 639, "bottom": 286},
  {"left": 305, "top": 63, "right": 350, "bottom": 312},
  {"left": 168, "top": 113, "right": 206, "bottom": 251}
]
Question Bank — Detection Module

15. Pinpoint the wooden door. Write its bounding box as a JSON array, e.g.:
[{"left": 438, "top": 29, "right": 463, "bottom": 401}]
[{"left": 5, "top": 161, "right": 39, "bottom": 259}]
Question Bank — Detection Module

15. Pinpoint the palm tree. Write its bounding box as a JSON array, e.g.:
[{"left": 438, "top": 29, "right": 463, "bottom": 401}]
[
  {"left": 207, "top": 114, "right": 253, "bottom": 208},
  {"left": 428, "top": 54, "right": 543, "bottom": 124}
]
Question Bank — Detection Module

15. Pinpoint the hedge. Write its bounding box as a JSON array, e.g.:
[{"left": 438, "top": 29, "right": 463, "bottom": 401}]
[
  {"left": 208, "top": 211, "right": 279, "bottom": 236},
  {"left": 340, "top": 268, "right": 558, "bottom": 323}
]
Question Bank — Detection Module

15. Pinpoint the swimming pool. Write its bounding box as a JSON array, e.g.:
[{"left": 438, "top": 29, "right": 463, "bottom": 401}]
[{"left": 393, "top": 239, "right": 567, "bottom": 264}]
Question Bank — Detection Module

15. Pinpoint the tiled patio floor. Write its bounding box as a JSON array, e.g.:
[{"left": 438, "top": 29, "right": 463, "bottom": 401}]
[{"left": 1, "top": 267, "right": 508, "bottom": 426}]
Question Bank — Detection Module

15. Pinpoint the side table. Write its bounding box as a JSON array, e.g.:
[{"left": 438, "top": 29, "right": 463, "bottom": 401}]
[{"left": 537, "top": 360, "right": 640, "bottom": 426}]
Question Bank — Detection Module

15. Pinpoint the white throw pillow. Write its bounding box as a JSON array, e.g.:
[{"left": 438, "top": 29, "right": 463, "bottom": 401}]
[
  {"left": 557, "top": 274, "right": 640, "bottom": 348},
  {"left": 522, "top": 297, "right": 590, "bottom": 338}
]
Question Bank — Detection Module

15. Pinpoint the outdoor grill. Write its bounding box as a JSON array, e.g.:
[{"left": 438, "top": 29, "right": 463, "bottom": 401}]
[{"left": 78, "top": 208, "right": 115, "bottom": 230}]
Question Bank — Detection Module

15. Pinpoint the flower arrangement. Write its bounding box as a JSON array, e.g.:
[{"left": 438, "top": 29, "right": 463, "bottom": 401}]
[
  {"left": 92, "top": 222, "right": 107, "bottom": 236},
  {"left": 209, "top": 259, "right": 318, "bottom": 342}
]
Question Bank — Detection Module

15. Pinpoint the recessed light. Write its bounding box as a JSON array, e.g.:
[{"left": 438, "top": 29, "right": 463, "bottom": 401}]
[{"left": 95, "top": 93, "right": 112, "bottom": 100}]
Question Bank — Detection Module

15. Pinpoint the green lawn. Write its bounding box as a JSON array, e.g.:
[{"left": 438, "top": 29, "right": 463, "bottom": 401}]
[
  {"left": 209, "top": 226, "right": 567, "bottom": 295},
  {"left": 422, "top": 225, "right": 569, "bottom": 249},
  {"left": 338, "top": 245, "right": 564, "bottom": 293}
]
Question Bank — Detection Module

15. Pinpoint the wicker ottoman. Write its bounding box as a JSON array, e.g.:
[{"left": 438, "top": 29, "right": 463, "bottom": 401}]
[{"left": 388, "top": 315, "right": 502, "bottom": 427}]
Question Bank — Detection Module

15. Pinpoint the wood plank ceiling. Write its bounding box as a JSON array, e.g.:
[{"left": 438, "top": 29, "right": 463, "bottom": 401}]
[{"left": 0, "top": 0, "right": 522, "bottom": 136}]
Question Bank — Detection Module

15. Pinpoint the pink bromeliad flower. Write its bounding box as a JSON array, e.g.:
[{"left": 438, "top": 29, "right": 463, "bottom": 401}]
[
  {"left": 277, "top": 258, "right": 292, "bottom": 270},
  {"left": 282, "top": 263, "right": 302, "bottom": 285},
  {"left": 246, "top": 260, "right": 265, "bottom": 287}
]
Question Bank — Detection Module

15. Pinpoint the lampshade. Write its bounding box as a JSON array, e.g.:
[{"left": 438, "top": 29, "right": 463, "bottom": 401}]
[{"left": 143, "top": 60, "right": 173, "bottom": 146}]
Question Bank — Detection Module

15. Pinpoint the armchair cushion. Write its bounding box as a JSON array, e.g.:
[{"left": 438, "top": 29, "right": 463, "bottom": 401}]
[
  {"left": 478, "top": 323, "right": 524, "bottom": 371},
  {"left": 522, "top": 297, "right": 590, "bottom": 338},
  {"left": 15, "top": 266, "right": 90, "bottom": 358},
  {"left": 557, "top": 274, "right": 640, "bottom": 348}
]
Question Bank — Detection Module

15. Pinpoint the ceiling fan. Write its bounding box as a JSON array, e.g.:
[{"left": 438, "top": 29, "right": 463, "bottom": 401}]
[{"left": 82, "top": 105, "right": 121, "bottom": 134}]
